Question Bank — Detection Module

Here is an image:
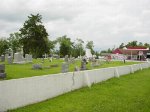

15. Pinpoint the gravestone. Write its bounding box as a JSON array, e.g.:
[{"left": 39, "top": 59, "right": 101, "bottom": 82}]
[
  {"left": 1, "top": 55, "right": 5, "bottom": 62},
  {"left": 8, "top": 48, "right": 13, "bottom": 57},
  {"left": 48, "top": 54, "right": 53, "bottom": 62},
  {"left": 53, "top": 54, "right": 59, "bottom": 59},
  {"left": 0, "top": 64, "right": 6, "bottom": 79},
  {"left": 42, "top": 55, "right": 45, "bottom": 63},
  {"left": 5, "top": 53, "right": 9, "bottom": 60},
  {"left": 44, "top": 54, "right": 47, "bottom": 59},
  {"left": 7, "top": 56, "right": 13, "bottom": 64},
  {"left": 80, "top": 61, "right": 86, "bottom": 70},
  {"left": 50, "top": 64, "right": 58, "bottom": 67},
  {"left": 49, "top": 57, "right": 53, "bottom": 62},
  {"left": 13, "top": 53, "right": 25, "bottom": 64},
  {"left": 85, "top": 49, "right": 92, "bottom": 58},
  {"left": 56, "top": 55, "right": 60, "bottom": 59},
  {"left": 25, "top": 54, "right": 33, "bottom": 63},
  {"left": 91, "top": 60, "right": 100, "bottom": 67},
  {"left": 64, "top": 55, "right": 69, "bottom": 62},
  {"left": 32, "top": 64, "right": 42, "bottom": 70},
  {"left": 62, "top": 62, "right": 69, "bottom": 73},
  {"left": 69, "top": 57, "right": 75, "bottom": 64}
]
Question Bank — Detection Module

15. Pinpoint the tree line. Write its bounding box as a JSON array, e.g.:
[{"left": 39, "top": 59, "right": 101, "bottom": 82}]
[
  {"left": 118, "top": 41, "right": 150, "bottom": 49},
  {"left": 0, "top": 14, "right": 95, "bottom": 58}
]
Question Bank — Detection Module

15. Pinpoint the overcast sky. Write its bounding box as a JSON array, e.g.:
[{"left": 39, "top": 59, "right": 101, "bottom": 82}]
[{"left": 0, "top": 0, "right": 150, "bottom": 51}]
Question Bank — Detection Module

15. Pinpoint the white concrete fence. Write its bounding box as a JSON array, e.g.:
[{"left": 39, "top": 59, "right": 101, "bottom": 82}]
[{"left": 0, "top": 62, "right": 150, "bottom": 111}]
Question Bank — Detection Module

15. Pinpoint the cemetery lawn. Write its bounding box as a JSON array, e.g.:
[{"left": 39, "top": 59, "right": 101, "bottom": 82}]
[
  {"left": 8, "top": 68, "right": 150, "bottom": 112},
  {"left": 0, "top": 59, "right": 140, "bottom": 80}
]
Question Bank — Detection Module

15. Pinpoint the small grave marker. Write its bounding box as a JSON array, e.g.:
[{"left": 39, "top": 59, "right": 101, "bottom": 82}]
[
  {"left": 32, "top": 64, "right": 42, "bottom": 70},
  {"left": 80, "top": 59, "right": 87, "bottom": 70}
]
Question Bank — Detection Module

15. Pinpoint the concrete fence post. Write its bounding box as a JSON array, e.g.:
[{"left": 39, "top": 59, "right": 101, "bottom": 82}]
[
  {"left": 83, "top": 71, "right": 91, "bottom": 88},
  {"left": 130, "top": 65, "right": 134, "bottom": 73},
  {"left": 139, "top": 64, "right": 143, "bottom": 70},
  {"left": 148, "top": 62, "right": 150, "bottom": 68},
  {"left": 114, "top": 68, "right": 119, "bottom": 78}
]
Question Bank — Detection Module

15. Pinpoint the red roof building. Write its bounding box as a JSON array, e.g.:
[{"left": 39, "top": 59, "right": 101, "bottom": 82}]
[{"left": 112, "top": 46, "right": 149, "bottom": 60}]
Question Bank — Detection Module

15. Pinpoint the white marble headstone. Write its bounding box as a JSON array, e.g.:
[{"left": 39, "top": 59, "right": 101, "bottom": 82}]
[
  {"left": 85, "top": 49, "right": 92, "bottom": 58},
  {"left": 13, "top": 53, "right": 25, "bottom": 64}
]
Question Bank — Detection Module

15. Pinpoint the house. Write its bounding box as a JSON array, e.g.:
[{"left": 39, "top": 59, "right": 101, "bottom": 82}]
[{"left": 112, "top": 46, "right": 150, "bottom": 60}]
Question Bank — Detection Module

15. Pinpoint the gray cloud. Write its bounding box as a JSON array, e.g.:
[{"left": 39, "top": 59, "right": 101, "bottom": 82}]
[{"left": 0, "top": 0, "right": 150, "bottom": 50}]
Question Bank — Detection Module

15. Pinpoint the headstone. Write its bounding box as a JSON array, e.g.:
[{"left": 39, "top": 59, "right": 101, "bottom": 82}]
[
  {"left": 13, "top": 52, "right": 25, "bottom": 64},
  {"left": 68, "top": 57, "right": 75, "bottom": 64},
  {"left": 64, "top": 55, "right": 69, "bottom": 62},
  {"left": 62, "top": 62, "right": 69, "bottom": 73},
  {"left": 48, "top": 54, "right": 53, "bottom": 62},
  {"left": 80, "top": 61, "right": 86, "bottom": 70},
  {"left": 7, "top": 56, "right": 13, "bottom": 64},
  {"left": 56, "top": 55, "right": 60, "bottom": 59},
  {"left": 42, "top": 55, "right": 45, "bottom": 63},
  {"left": 8, "top": 48, "right": 13, "bottom": 57},
  {"left": 5, "top": 53, "right": 9, "bottom": 59},
  {"left": 49, "top": 57, "right": 53, "bottom": 62},
  {"left": 53, "top": 54, "right": 59, "bottom": 59},
  {"left": 85, "top": 49, "right": 92, "bottom": 58},
  {"left": 50, "top": 64, "right": 58, "bottom": 67},
  {"left": 91, "top": 59, "right": 100, "bottom": 67},
  {"left": 44, "top": 53, "right": 47, "bottom": 59},
  {"left": 25, "top": 54, "right": 33, "bottom": 63},
  {"left": 32, "top": 64, "right": 42, "bottom": 70},
  {"left": 1, "top": 55, "right": 5, "bottom": 62},
  {"left": 0, "top": 64, "right": 6, "bottom": 79}
]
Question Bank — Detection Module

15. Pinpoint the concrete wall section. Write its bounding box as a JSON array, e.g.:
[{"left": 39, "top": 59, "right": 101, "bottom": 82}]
[
  {"left": 87, "top": 68, "right": 115, "bottom": 84},
  {"left": 117, "top": 66, "right": 131, "bottom": 76},
  {"left": 132, "top": 64, "right": 141, "bottom": 72},
  {"left": 141, "top": 62, "right": 150, "bottom": 69},
  {"left": 0, "top": 73, "right": 85, "bottom": 111}
]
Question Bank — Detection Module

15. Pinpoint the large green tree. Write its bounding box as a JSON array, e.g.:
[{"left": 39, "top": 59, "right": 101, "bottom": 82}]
[
  {"left": 0, "top": 38, "right": 9, "bottom": 55},
  {"left": 20, "top": 14, "right": 50, "bottom": 58},
  {"left": 57, "top": 35, "right": 72, "bottom": 57},
  {"left": 48, "top": 40, "right": 56, "bottom": 54}
]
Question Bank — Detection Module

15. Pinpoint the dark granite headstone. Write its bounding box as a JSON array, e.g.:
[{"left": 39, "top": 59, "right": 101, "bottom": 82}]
[
  {"left": 32, "top": 64, "right": 42, "bottom": 70},
  {"left": 7, "top": 56, "right": 13, "bottom": 64},
  {"left": 50, "top": 64, "right": 59, "bottom": 67},
  {"left": 0, "top": 64, "right": 6, "bottom": 79},
  {"left": 80, "top": 61, "right": 86, "bottom": 70}
]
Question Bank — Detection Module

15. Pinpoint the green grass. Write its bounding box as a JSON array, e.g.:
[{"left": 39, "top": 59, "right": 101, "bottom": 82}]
[
  {"left": 8, "top": 68, "right": 150, "bottom": 112},
  {"left": 0, "top": 59, "right": 140, "bottom": 80}
]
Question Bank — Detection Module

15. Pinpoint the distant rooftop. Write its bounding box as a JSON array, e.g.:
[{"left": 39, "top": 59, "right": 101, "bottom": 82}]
[{"left": 126, "top": 46, "right": 148, "bottom": 50}]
